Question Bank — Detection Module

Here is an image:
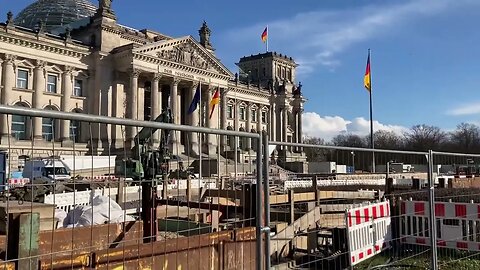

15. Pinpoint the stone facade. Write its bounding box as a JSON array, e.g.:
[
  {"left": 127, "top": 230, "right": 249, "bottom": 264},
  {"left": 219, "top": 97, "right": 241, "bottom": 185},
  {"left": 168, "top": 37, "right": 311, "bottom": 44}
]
[{"left": 0, "top": 1, "right": 305, "bottom": 163}]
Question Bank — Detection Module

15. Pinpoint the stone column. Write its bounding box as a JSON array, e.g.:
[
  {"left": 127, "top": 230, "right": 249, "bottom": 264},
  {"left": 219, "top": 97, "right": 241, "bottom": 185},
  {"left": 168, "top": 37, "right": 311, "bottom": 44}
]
[
  {"left": 151, "top": 74, "right": 161, "bottom": 145},
  {"left": 246, "top": 103, "right": 252, "bottom": 150},
  {"left": 170, "top": 78, "right": 183, "bottom": 155},
  {"left": 298, "top": 109, "right": 303, "bottom": 152},
  {"left": 32, "top": 60, "right": 46, "bottom": 140},
  {"left": 61, "top": 66, "right": 74, "bottom": 144},
  {"left": 220, "top": 88, "right": 227, "bottom": 152},
  {"left": 271, "top": 103, "right": 276, "bottom": 142},
  {"left": 278, "top": 107, "right": 283, "bottom": 143},
  {"left": 151, "top": 74, "right": 161, "bottom": 119},
  {"left": 1, "top": 54, "right": 16, "bottom": 140},
  {"left": 0, "top": 58, "right": 3, "bottom": 87},
  {"left": 189, "top": 82, "right": 200, "bottom": 156},
  {"left": 126, "top": 69, "right": 140, "bottom": 142},
  {"left": 256, "top": 107, "right": 262, "bottom": 134},
  {"left": 283, "top": 107, "right": 288, "bottom": 150}
]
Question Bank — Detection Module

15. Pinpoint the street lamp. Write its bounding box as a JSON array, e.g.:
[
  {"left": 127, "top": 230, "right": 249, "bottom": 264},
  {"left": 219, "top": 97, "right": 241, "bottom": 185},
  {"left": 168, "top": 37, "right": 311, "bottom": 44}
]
[{"left": 351, "top": 151, "right": 355, "bottom": 174}]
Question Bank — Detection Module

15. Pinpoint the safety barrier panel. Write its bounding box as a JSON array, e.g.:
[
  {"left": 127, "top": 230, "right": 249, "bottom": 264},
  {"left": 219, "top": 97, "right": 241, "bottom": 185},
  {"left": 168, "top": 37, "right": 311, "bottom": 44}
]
[
  {"left": 7, "top": 177, "right": 30, "bottom": 187},
  {"left": 346, "top": 200, "right": 392, "bottom": 266},
  {"left": 401, "top": 200, "right": 480, "bottom": 251}
]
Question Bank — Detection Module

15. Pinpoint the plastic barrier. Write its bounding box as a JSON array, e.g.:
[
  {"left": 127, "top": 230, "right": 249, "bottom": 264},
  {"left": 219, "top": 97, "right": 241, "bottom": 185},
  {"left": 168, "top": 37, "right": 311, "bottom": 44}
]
[
  {"left": 401, "top": 200, "right": 480, "bottom": 250},
  {"left": 346, "top": 200, "right": 391, "bottom": 266},
  {"left": 7, "top": 178, "right": 30, "bottom": 187}
]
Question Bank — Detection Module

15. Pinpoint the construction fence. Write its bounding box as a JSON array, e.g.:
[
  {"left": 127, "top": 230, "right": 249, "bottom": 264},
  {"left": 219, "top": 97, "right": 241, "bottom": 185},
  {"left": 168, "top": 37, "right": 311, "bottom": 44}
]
[{"left": 0, "top": 104, "right": 480, "bottom": 269}]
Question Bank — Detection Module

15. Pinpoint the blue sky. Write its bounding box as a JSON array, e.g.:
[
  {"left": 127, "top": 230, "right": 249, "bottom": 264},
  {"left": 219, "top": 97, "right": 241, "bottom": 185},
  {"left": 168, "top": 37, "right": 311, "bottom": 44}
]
[{"left": 3, "top": 0, "right": 480, "bottom": 139}]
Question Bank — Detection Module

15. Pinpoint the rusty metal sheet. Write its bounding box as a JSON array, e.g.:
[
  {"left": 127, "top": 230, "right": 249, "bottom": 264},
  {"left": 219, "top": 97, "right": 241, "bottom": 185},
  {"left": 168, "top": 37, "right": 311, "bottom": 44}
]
[
  {"left": 39, "top": 254, "right": 90, "bottom": 270},
  {"left": 95, "top": 246, "right": 219, "bottom": 270},
  {"left": 223, "top": 241, "right": 256, "bottom": 270},
  {"left": 234, "top": 227, "right": 256, "bottom": 241},
  {"left": 94, "top": 228, "right": 256, "bottom": 266},
  {"left": 0, "top": 261, "right": 15, "bottom": 270},
  {"left": 38, "top": 221, "right": 142, "bottom": 259},
  {"left": 94, "top": 229, "right": 232, "bottom": 265}
]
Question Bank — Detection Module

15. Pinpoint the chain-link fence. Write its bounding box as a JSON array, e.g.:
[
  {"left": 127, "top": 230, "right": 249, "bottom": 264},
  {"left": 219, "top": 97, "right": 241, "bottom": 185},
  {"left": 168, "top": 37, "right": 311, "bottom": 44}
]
[
  {"left": 0, "top": 104, "right": 270, "bottom": 270},
  {"left": 266, "top": 141, "right": 480, "bottom": 270}
]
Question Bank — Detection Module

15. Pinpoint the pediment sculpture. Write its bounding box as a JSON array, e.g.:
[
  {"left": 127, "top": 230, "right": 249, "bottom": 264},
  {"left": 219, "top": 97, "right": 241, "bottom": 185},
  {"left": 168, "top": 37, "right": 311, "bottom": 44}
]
[{"left": 157, "top": 43, "right": 210, "bottom": 70}]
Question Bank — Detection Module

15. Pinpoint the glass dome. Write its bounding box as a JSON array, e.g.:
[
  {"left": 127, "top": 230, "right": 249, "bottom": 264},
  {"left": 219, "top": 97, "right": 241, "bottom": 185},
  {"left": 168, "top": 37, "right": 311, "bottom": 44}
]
[{"left": 14, "top": 0, "right": 97, "bottom": 32}]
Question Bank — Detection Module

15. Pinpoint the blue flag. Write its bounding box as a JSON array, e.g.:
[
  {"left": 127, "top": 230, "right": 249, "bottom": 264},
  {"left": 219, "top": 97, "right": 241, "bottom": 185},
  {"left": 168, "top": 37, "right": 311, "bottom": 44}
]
[{"left": 187, "top": 84, "right": 201, "bottom": 114}]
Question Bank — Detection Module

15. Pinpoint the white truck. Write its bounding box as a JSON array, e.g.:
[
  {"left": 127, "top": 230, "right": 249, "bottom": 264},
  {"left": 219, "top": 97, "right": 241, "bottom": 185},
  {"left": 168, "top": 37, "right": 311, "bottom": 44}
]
[{"left": 23, "top": 159, "right": 71, "bottom": 182}]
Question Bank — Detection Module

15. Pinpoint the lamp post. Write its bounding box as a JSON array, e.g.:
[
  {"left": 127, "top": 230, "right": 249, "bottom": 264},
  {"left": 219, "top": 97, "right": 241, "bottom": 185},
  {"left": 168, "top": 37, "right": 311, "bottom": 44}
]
[{"left": 351, "top": 151, "right": 355, "bottom": 174}]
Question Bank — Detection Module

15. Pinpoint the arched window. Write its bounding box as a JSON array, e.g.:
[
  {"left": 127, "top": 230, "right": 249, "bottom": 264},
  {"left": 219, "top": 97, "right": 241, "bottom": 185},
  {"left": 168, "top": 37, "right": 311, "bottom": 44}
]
[
  {"left": 12, "top": 103, "right": 28, "bottom": 140},
  {"left": 70, "top": 110, "right": 82, "bottom": 142},
  {"left": 42, "top": 106, "right": 57, "bottom": 141},
  {"left": 227, "top": 126, "right": 234, "bottom": 149},
  {"left": 238, "top": 127, "right": 245, "bottom": 150},
  {"left": 251, "top": 129, "right": 257, "bottom": 151}
]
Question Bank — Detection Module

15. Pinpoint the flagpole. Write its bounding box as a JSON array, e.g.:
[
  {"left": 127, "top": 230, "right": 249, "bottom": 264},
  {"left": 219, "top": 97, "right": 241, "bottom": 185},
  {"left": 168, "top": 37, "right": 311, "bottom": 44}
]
[
  {"left": 234, "top": 88, "right": 238, "bottom": 181},
  {"left": 266, "top": 25, "right": 268, "bottom": 52},
  {"left": 217, "top": 84, "right": 221, "bottom": 188},
  {"left": 199, "top": 82, "right": 202, "bottom": 181},
  {"left": 368, "top": 49, "right": 375, "bottom": 173}
]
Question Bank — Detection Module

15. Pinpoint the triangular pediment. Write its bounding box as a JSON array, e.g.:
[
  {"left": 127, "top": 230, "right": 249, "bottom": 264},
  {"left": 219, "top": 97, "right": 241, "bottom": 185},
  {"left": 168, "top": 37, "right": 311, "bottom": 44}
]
[{"left": 132, "top": 36, "right": 233, "bottom": 78}]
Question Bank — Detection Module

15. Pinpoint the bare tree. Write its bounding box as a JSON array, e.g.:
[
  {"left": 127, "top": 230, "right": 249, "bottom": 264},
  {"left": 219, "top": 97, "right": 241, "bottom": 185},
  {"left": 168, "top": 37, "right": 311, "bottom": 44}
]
[
  {"left": 404, "top": 124, "right": 447, "bottom": 151},
  {"left": 332, "top": 134, "right": 367, "bottom": 148},
  {"left": 303, "top": 137, "right": 331, "bottom": 162},
  {"left": 449, "top": 123, "right": 480, "bottom": 153},
  {"left": 372, "top": 130, "right": 404, "bottom": 150}
]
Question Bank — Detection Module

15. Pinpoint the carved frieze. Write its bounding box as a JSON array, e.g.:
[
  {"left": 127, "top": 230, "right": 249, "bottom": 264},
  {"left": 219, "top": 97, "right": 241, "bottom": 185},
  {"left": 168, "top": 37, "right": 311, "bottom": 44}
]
[{"left": 157, "top": 43, "right": 211, "bottom": 70}]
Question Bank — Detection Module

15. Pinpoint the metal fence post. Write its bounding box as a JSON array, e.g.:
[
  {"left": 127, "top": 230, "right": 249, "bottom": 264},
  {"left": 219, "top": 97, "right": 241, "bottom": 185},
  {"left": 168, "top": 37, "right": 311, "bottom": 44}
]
[
  {"left": 256, "top": 135, "right": 263, "bottom": 270},
  {"left": 263, "top": 132, "right": 271, "bottom": 270},
  {"left": 427, "top": 150, "right": 438, "bottom": 270}
]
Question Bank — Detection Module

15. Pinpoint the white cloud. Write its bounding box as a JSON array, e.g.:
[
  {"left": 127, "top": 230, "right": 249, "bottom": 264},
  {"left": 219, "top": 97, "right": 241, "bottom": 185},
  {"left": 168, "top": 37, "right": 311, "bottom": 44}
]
[
  {"left": 221, "top": 0, "right": 478, "bottom": 76},
  {"left": 302, "top": 112, "right": 407, "bottom": 141},
  {"left": 447, "top": 102, "right": 480, "bottom": 116}
]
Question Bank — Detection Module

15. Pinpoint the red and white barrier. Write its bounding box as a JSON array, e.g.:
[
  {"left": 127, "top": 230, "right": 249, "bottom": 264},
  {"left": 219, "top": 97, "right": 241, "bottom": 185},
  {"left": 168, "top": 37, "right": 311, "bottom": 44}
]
[
  {"left": 7, "top": 178, "right": 30, "bottom": 187},
  {"left": 401, "top": 200, "right": 480, "bottom": 251},
  {"left": 346, "top": 200, "right": 391, "bottom": 266}
]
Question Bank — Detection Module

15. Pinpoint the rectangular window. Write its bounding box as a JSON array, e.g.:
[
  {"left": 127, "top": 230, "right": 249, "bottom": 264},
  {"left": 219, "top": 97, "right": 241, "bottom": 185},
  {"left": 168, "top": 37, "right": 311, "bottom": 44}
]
[
  {"left": 47, "top": 74, "right": 57, "bottom": 93},
  {"left": 74, "top": 79, "right": 83, "bottom": 96},
  {"left": 261, "top": 111, "right": 267, "bottom": 123},
  {"left": 251, "top": 109, "right": 257, "bottom": 122},
  {"left": 239, "top": 107, "right": 245, "bottom": 120},
  {"left": 227, "top": 105, "right": 233, "bottom": 118},
  {"left": 17, "top": 69, "right": 29, "bottom": 89}
]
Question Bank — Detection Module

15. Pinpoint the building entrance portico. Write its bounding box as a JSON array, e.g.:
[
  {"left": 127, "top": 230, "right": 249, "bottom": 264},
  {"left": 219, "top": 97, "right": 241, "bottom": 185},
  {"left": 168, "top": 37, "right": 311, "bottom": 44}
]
[{"left": 112, "top": 36, "right": 232, "bottom": 156}]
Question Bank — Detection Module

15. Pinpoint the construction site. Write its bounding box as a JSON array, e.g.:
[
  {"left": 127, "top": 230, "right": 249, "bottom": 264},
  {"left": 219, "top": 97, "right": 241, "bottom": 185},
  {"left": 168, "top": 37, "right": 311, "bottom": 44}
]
[{"left": 0, "top": 105, "right": 479, "bottom": 270}]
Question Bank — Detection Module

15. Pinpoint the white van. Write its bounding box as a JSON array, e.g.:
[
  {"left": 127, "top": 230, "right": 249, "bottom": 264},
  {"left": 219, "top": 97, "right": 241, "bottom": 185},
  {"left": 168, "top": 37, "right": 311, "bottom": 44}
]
[{"left": 23, "top": 159, "right": 71, "bottom": 182}]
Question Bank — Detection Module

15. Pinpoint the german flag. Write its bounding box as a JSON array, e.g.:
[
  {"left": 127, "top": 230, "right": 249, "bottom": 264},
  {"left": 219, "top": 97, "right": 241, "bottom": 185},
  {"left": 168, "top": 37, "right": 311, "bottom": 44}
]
[
  {"left": 261, "top": 27, "right": 268, "bottom": 43},
  {"left": 364, "top": 51, "right": 371, "bottom": 92},
  {"left": 209, "top": 88, "right": 220, "bottom": 119}
]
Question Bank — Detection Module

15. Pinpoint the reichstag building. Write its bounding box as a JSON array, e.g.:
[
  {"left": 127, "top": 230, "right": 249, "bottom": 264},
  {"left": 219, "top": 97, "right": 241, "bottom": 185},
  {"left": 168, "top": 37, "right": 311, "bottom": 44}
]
[{"left": 0, "top": 0, "right": 306, "bottom": 165}]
